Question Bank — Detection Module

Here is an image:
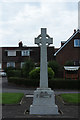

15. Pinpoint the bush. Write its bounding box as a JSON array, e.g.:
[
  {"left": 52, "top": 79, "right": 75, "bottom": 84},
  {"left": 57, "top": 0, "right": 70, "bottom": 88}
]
[
  {"left": 48, "top": 67, "right": 55, "bottom": 80},
  {"left": 48, "top": 61, "right": 59, "bottom": 77},
  {"left": 29, "top": 67, "right": 54, "bottom": 80},
  {"left": 29, "top": 67, "right": 40, "bottom": 80},
  {"left": 22, "top": 59, "right": 35, "bottom": 78},
  {"left": 7, "top": 70, "right": 22, "bottom": 78}
]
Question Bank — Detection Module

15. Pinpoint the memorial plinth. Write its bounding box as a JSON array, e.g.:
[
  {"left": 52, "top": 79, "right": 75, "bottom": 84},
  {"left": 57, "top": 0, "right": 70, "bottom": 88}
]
[{"left": 30, "top": 28, "right": 59, "bottom": 115}]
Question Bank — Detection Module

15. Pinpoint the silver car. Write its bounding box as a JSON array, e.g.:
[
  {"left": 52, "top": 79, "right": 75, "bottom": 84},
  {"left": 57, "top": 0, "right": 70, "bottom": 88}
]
[{"left": 0, "top": 70, "right": 6, "bottom": 77}]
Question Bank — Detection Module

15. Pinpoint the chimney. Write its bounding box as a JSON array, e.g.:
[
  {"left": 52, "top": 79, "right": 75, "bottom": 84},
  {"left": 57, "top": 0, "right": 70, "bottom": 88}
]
[
  {"left": 74, "top": 29, "right": 76, "bottom": 34},
  {"left": 19, "top": 41, "right": 23, "bottom": 47},
  {"left": 61, "top": 41, "right": 66, "bottom": 47}
]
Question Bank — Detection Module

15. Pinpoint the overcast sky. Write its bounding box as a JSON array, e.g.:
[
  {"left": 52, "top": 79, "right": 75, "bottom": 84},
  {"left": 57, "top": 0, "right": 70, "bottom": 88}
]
[{"left": 0, "top": 0, "right": 79, "bottom": 48}]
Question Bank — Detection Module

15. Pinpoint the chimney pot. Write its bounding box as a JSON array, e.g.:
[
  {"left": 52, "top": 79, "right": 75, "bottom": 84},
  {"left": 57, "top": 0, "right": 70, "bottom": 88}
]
[
  {"left": 74, "top": 29, "right": 76, "bottom": 33},
  {"left": 19, "top": 41, "right": 23, "bottom": 47}
]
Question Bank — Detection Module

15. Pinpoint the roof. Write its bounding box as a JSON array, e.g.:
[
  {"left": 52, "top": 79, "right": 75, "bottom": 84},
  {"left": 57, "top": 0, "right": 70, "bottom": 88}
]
[{"left": 54, "top": 29, "right": 80, "bottom": 56}]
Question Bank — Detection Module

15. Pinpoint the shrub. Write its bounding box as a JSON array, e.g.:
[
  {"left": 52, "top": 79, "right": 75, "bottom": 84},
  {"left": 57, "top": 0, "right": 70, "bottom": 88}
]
[
  {"left": 7, "top": 70, "right": 22, "bottom": 78},
  {"left": 29, "top": 68, "right": 40, "bottom": 80},
  {"left": 48, "top": 61, "right": 59, "bottom": 77},
  {"left": 48, "top": 67, "right": 55, "bottom": 80},
  {"left": 29, "top": 67, "right": 54, "bottom": 80},
  {"left": 22, "top": 59, "right": 35, "bottom": 78}
]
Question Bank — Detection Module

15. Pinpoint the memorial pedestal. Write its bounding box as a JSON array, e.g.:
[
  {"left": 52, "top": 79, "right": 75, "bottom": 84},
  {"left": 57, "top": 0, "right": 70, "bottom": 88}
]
[{"left": 30, "top": 88, "right": 59, "bottom": 115}]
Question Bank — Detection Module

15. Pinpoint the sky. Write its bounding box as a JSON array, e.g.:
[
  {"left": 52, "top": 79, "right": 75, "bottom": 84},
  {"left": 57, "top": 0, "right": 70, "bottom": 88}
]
[{"left": 0, "top": 0, "right": 79, "bottom": 48}]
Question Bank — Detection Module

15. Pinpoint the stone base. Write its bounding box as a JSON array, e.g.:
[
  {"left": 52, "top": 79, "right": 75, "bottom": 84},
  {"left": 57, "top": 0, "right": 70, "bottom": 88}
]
[{"left": 30, "top": 88, "right": 59, "bottom": 115}]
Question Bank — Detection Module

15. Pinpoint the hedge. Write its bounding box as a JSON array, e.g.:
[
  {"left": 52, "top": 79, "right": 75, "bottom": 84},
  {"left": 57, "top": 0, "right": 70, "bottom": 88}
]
[
  {"left": 8, "top": 77, "right": 39, "bottom": 87},
  {"left": 8, "top": 77, "right": 80, "bottom": 89},
  {"left": 49, "top": 80, "right": 80, "bottom": 89},
  {"left": 7, "top": 70, "right": 22, "bottom": 78}
]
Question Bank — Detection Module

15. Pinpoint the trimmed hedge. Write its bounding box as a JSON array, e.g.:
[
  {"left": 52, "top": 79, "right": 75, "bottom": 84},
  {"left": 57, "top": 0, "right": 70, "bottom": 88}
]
[
  {"left": 8, "top": 77, "right": 80, "bottom": 89},
  {"left": 49, "top": 80, "right": 80, "bottom": 89},
  {"left": 8, "top": 77, "right": 39, "bottom": 87},
  {"left": 6, "top": 70, "right": 22, "bottom": 78}
]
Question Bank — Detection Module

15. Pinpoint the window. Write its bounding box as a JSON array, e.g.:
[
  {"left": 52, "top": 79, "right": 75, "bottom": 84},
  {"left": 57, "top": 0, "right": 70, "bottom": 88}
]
[
  {"left": 74, "top": 60, "right": 80, "bottom": 65},
  {"left": 8, "top": 50, "right": 16, "bottom": 56},
  {"left": 7, "top": 62, "right": 15, "bottom": 67},
  {"left": 21, "top": 50, "right": 30, "bottom": 56},
  {"left": 74, "top": 39, "right": 80, "bottom": 47}
]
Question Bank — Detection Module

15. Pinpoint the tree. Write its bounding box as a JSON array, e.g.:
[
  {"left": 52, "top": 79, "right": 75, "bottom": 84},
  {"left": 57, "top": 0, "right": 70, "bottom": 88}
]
[{"left": 22, "top": 59, "right": 35, "bottom": 78}]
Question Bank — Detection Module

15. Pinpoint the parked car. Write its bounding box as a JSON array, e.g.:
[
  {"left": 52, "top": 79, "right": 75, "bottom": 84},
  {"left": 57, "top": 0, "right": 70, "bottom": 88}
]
[{"left": 0, "top": 70, "right": 6, "bottom": 77}]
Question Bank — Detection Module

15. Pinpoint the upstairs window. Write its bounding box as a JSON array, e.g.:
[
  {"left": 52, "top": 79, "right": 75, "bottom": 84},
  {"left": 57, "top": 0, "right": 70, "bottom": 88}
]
[
  {"left": 8, "top": 50, "right": 16, "bottom": 56},
  {"left": 21, "top": 50, "right": 30, "bottom": 56},
  {"left": 74, "top": 39, "right": 80, "bottom": 47}
]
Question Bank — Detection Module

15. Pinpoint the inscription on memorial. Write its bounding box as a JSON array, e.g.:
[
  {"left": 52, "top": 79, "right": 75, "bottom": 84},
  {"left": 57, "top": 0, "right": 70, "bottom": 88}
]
[{"left": 36, "top": 91, "right": 52, "bottom": 98}]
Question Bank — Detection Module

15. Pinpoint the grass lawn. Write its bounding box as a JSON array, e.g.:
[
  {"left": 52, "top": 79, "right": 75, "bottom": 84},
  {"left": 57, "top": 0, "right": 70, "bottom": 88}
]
[
  {"left": 60, "top": 93, "right": 80, "bottom": 104},
  {"left": 0, "top": 93, "right": 24, "bottom": 104}
]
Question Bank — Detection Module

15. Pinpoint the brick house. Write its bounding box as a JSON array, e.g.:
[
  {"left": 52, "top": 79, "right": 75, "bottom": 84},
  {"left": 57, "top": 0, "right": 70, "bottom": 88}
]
[
  {"left": 54, "top": 29, "right": 80, "bottom": 66},
  {"left": 1, "top": 41, "right": 55, "bottom": 70},
  {"left": 54, "top": 29, "right": 80, "bottom": 79}
]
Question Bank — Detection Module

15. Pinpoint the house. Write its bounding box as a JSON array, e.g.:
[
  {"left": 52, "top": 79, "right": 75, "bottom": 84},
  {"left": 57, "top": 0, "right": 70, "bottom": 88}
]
[
  {"left": 1, "top": 41, "right": 55, "bottom": 70},
  {"left": 54, "top": 29, "right": 80, "bottom": 66},
  {"left": 54, "top": 29, "right": 80, "bottom": 80}
]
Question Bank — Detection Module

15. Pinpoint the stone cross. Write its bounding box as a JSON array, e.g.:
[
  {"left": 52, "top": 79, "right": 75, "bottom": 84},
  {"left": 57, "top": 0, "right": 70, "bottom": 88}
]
[
  {"left": 30, "top": 28, "right": 58, "bottom": 115},
  {"left": 35, "top": 28, "right": 53, "bottom": 88}
]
